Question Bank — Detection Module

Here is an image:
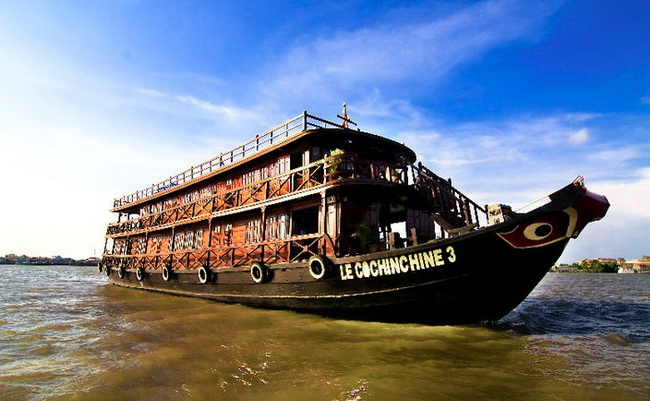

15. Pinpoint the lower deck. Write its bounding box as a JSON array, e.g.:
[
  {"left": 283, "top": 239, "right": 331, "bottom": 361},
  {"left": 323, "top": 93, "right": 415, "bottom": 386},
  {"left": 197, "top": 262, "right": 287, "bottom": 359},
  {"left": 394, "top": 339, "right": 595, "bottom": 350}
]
[{"left": 103, "top": 183, "right": 456, "bottom": 272}]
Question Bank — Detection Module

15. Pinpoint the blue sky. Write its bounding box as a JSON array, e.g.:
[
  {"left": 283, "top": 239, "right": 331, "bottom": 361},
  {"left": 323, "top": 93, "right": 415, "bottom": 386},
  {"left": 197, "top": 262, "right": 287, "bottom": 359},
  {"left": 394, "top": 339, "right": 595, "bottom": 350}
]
[{"left": 1, "top": 0, "right": 648, "bottom": 262}]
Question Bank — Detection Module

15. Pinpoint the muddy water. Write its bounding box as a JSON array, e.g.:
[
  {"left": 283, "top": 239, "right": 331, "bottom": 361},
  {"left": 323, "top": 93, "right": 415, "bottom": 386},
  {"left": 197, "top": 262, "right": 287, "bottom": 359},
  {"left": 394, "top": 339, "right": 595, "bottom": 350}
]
[{"left": 0, "top": 265, "right": 648, "bottom": 400}]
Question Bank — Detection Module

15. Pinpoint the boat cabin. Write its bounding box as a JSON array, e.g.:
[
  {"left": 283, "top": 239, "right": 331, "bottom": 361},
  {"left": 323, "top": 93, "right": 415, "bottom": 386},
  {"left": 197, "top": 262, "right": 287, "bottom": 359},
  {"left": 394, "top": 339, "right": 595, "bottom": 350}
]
[{"left": 102, "top": 112, "right": 485, "bottom": 272}]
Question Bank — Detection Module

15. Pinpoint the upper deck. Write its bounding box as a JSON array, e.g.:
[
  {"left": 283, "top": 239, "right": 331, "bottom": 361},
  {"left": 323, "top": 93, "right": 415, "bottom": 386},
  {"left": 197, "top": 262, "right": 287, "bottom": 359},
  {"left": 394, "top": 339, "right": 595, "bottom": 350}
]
[{"left": 111, "top": 111, "right": 415, "bottom": 213}]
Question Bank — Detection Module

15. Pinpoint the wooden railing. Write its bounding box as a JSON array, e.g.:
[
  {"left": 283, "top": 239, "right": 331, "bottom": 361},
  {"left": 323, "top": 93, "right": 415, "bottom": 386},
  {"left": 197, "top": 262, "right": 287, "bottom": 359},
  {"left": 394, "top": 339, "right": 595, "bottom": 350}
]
[
  {"left": 107, "top": 156, "right": 409, "bottom": 237},
  {"left": 103, "top": 233, "right": 336, "bottom": 271},
  {"left": 113, "top": 112, "right": 347, "bottom": 208},
  {"left": 412, "top": 162, "right": 486, "bottom": 231},
  {"left": 325, "top": 153, "right": 408, "bottom": 184}
]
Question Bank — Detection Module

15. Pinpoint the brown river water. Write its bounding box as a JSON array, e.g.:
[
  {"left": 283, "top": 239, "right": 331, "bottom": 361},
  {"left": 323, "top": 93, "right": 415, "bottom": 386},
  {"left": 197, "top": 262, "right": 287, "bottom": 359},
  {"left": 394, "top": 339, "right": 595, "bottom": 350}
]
[{"left": 0, "top": 265, "right": 648, "bottom": 401}]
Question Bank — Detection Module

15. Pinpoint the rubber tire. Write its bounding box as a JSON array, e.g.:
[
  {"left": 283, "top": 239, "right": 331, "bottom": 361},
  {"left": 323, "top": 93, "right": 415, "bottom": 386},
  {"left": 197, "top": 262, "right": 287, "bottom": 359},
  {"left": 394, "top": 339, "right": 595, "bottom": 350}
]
[
  {"left": 250, "top": 262, "right": 267, "bottom": 284},
  {"left": 162, "top": 265, "right": 172, "bottom": 282},
  {"left": 308, "top": 255, "right": 329, "bottom": 280},
  {"left": 198, "top": 266, "right": 211, "bottom": 284},
  {"left": 136, "top": 267, "right": 145, "bottom": 281}
]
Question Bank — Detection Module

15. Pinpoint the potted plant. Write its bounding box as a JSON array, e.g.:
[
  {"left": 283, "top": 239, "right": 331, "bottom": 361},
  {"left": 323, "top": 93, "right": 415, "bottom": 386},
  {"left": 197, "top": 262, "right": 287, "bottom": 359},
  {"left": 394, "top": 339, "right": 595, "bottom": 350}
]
[{"left": 349, "top": 223, "right": 380, "bottom": 254}]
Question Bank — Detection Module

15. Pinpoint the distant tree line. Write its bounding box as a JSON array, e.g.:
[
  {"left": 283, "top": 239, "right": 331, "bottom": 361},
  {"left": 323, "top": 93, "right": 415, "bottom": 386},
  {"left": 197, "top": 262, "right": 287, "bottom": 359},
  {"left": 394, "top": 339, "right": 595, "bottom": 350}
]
[
  {"left": 0, "top": 254, "right": 99, "bottom": 266},
  {"left": 570, "top": 259, "right": 619, "bottom": 273}
]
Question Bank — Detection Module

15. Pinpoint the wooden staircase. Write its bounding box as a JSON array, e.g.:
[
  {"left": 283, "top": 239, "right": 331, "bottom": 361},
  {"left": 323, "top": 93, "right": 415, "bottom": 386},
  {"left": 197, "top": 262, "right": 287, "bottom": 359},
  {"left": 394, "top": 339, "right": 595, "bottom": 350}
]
[{"left": 412, "top": 163, "right": 486, "bottom": 234}]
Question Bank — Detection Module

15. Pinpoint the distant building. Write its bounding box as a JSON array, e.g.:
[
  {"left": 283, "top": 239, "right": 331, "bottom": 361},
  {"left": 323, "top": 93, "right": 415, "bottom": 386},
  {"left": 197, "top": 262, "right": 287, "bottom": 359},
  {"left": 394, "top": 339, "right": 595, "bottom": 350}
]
[
  {"left": 551, "top": 263, "right": 577, "bottom": 272},
  {"left": 619, "top": 259, "right": 650, "bottom": 274},
  {"left": 580, "top": 258, "right": 620, "bottom": 264}
]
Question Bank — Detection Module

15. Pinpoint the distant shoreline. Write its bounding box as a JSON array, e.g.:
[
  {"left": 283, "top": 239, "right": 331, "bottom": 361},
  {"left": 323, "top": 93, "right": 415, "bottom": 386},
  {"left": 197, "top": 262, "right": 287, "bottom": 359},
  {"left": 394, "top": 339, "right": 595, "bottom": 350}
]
[
  {"left": 0, "top": 256, "right": 99, "bottom": 266},
  {"left": 0, "top": 261, "right": 99, "bottom": 267},
  {"left": 551, "top": 270, "right": 617, "bottom": 274}
]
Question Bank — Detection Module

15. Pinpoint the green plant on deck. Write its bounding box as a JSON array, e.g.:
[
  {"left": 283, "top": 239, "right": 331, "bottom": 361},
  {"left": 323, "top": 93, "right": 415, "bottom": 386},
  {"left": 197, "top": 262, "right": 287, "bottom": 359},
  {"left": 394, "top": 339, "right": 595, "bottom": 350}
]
[
  {"left": 349, "top": 223, "right": 380, "bottom": 254},
  {"left": 327, "top": 148, "right": 346, "bottom": 174}
]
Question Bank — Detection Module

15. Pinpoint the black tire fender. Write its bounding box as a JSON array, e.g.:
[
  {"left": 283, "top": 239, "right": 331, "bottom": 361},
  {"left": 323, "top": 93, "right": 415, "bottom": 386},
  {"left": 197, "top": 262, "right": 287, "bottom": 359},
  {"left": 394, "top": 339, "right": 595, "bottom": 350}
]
[
  {"left": 250, "top": 262, "right": 268, "bottom": 284},
  {"left": 162, "top": 265, "right": 172, "bottom": 282},
  {"left": 308, "top": 255, "right": 330, "bottom": 280},
  {"left": 198, "top": 266, "right": 211, "bottom": 284}
]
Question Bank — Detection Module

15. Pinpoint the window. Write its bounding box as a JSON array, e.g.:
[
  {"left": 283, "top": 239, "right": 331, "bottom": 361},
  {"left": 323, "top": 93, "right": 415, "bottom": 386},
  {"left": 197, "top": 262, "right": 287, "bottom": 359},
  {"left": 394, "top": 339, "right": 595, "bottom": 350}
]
[
  {"left": 136, "top": 238, "right": 146, "bottom": 254},
  {"left": 114, "top": 239, "right": 127, "bottom": 255},
  {"left": 173, "top": 232, "right": 184, "bottom": 251},
  {"left": 269, "top": 156, "right": 290, "bottom": 176},
  {"left": 246, "top": 219, "right": 262, "bottom": 243},
  {"left": 213, "top": 224, "right": 233, "bottom": 246},
  {"left": 151, "top": 236, "right": 163, "bottom": 254},
  {"left": 199, "top": 185, "right": 215, "bottom": 199},
  {"left": 266, "top": 214, "right": 289, "bottom": 240},
  {"left": 292, "top": 207, "right": 319, "bottom": 235},
  {"left": 163, "top": 199, "right": 175, "bottom": 210},
  {"left": 171, "top": 229, "right": 205, "bottom": 251},
  {"left": 195, "top": 229, "right": 204, "bottom": 248}
]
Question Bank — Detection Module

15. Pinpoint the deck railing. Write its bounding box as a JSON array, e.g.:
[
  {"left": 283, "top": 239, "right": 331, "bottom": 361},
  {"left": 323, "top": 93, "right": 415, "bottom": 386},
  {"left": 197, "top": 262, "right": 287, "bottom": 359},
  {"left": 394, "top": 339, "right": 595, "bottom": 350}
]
[
  {"left": 113, "top": 112, "right": 347, "bottom": 208},
  {"left": 107, "top": 156, "right": 409, "bottom": 237},
  {"left": 102, "top": 233, "right": 336, "bottom": 271}
]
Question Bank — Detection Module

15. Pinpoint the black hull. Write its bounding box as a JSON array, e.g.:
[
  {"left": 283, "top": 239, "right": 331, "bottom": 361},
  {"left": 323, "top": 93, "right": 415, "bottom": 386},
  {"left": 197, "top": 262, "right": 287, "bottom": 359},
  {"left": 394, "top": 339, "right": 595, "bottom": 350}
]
[
  {"left": 310, "top": 241, "right": 569, "bottom": 324},
  {"left": 106, "top": 237, "right": 567, "bottom": 324},
  {"left": 105, "top": 182, "right": 608, "bottom": 325}
]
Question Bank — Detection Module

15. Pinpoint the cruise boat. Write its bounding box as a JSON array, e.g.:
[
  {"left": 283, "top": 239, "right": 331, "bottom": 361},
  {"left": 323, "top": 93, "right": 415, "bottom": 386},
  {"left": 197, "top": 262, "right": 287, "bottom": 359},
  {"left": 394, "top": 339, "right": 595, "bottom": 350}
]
[{"left": 100, "top": 110, "right": 609, "bottom": 324}]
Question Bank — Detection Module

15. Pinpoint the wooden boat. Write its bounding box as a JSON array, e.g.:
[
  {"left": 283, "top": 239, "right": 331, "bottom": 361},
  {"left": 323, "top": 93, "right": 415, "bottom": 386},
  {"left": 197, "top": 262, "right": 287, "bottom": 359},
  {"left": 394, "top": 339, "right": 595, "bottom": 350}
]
[{"left": 100, "top": 110, "right": 609, "bottom": 324}]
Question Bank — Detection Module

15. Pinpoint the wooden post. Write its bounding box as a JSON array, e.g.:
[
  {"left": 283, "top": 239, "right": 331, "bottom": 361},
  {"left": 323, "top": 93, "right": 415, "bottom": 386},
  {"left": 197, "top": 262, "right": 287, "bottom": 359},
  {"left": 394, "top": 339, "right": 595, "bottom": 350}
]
[
  {"left": 206, "top": 218, "right": 213, "bottom": 269},
  {"left": 260, "top": 207, "right": 267, "bottom": 263},
  {"left": 410, "top": 227, "right": 418, "bottom": 246},
  {"left": 320, "top": 191, "right": 327, "bottom": 254},
  {"left": 170, "top": 226, "right": 176, "bottom": 255}
]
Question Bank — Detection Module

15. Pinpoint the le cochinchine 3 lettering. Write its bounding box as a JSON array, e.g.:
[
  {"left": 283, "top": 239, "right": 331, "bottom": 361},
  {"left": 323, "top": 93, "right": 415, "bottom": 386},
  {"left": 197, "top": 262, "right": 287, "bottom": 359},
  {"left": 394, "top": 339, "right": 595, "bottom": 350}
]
[{"left": 338, "top": 246, "right": 457, "bottom": 280}]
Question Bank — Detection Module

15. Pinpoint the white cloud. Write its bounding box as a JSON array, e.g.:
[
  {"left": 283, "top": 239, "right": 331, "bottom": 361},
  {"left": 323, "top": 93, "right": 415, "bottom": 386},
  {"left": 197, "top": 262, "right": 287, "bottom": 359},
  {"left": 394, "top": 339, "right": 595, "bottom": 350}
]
[
  {"left": 258, "top": 0, "right": 560, "bottom": 108},
  {"left": 590, "top": 167, "right": 650, "bottom": 219},
  {"left": 135, "top": 87, "right": 169, "bottom": 98},
  {"left": 390, "top": 111, "right": 650, "bottom": 263},
  {"left": 175, "top": 95, "right": 259, "bottom": 121},
  {"left": 559, "top": 167, "right": 650, "bottom": 261},
  {"left": 389, "top": 113, "right": 650, "bottom": 211},
  {"left": 563, "top": 113, "right": 601, "bottom": 122},
  {"left": 353, "top": 90, "right": 424, "bottom": 121},
  {"left": 587, "top": 147, "right": 640, "bottom": 164},
  {"left": 568, "top": 128, "right": 590, "bottom": 145}
]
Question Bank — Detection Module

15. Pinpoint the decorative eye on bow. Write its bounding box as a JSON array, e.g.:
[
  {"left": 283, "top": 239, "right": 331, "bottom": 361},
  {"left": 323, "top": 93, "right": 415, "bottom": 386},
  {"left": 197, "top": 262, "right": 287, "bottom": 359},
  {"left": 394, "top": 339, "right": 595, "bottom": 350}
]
[
  {"left": 523, "top": 223, "right": 553, "bottom": 240},
  {"left": 497, "top": 208, "right": 578, "bottom": 249}
]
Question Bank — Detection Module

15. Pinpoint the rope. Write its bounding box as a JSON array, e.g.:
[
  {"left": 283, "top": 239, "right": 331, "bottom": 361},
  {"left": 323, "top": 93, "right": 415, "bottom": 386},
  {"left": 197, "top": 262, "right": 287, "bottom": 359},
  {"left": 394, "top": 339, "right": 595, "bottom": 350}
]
[
  {"left": 515, "top": 176, "right": 583, "bottom": 212},
  {"left": 515, "top": 194, "right": 549, "bottom": 212}
]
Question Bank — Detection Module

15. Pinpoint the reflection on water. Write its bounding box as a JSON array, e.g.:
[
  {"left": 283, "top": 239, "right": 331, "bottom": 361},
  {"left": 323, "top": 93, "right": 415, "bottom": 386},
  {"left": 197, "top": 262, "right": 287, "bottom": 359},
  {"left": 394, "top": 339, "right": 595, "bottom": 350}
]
[{"left": 0, "top": 266, "right": 648, "bottom": 401}]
